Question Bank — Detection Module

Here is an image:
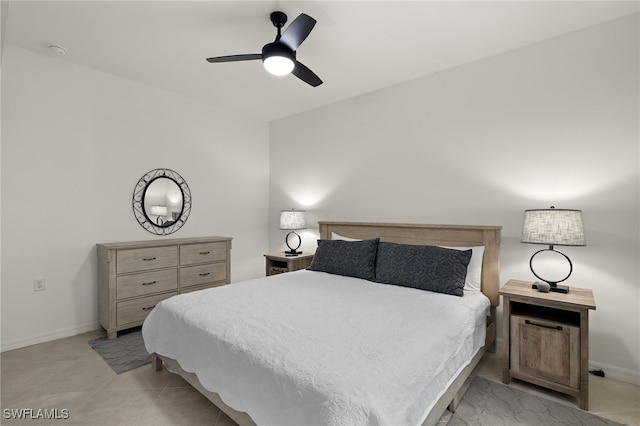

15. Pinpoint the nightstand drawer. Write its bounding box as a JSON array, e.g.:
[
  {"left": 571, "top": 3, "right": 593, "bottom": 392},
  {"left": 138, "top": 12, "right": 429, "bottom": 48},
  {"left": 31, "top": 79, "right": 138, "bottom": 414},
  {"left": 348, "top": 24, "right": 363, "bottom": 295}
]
[
  {"left": 116, "top": 291, "right": 177, "bottom": 326},
  {"left": 117, "top": 246, "right": 178, "bottom": 273},
  {"left": 180, "top": 262, "right": 227, "bottom": 288},
  {"left": 511, "top": 314, "right": 580, "bottom": 388},
  {"left": 116, "top": 269, "right": 178, "bottom": 300},
  {"left": 180, "top": 242, "right": 228, "bottom": 266}
]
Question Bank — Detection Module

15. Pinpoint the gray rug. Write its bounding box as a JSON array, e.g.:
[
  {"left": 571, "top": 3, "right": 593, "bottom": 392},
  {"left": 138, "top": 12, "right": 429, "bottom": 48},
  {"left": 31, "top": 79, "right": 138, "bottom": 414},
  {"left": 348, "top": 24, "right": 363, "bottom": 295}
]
[
  {"left": 89, "top": 327, "right": 150, "bottom": 374},
  {"left": 450, "top": 377, "right": 622, "bottom": 425}
]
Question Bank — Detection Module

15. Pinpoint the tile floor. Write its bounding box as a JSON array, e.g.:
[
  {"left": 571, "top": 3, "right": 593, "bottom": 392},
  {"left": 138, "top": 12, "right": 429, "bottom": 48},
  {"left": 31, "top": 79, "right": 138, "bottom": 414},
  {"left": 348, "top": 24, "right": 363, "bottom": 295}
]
[{"left": 1, "top": 330, "right": 639, "bottom": 425}]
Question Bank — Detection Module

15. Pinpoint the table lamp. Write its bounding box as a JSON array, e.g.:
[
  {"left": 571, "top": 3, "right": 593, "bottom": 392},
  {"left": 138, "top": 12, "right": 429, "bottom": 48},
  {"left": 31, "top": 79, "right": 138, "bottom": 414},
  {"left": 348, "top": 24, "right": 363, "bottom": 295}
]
[
  {"left": 521, "top": 206, "right": 585, "bottom": 293},
  {"left": 150, "top": 205, "right": 168, "bottom": 225},
  {"left": 279, "top": 209, "right": 307, "bottom": 256}
]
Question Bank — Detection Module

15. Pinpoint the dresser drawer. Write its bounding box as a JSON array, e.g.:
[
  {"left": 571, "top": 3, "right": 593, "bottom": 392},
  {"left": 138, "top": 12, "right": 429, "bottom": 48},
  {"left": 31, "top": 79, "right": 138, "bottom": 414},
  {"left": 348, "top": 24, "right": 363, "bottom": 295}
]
[
  {"left": 180, "top": 242, "right": 228, "bottom": 266},
  {"left": 116, "top": 291, "right": 177, "bottom": 326},
  {"left": 117, "top": 246, "right": 178, "bottom": 274},
  {"left": 180, "top": 262, "right": 227, "bottom": 289},
  {"left": 117, "top": 269, "right": 178, "bottom": 300}
]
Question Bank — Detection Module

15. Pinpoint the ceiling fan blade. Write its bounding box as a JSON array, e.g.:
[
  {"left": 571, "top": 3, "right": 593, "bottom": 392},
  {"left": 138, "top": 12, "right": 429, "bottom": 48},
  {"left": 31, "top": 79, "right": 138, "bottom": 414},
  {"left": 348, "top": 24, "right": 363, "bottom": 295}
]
[
  {"left": 206, "top": 54, "right": 261, "bottom": 63},
  {"left": 280, "top": 13, "right": 316, "bottom": 50},
  {"left": 292, "top": 61, "right": 323, "bottom": 87}
]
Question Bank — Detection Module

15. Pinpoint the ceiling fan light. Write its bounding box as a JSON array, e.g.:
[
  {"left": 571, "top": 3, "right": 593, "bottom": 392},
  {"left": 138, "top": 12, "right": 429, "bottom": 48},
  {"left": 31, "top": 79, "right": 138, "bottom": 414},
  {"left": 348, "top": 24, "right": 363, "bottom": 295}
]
[
  {"left": 263, "top": 55, "right": 295, "bottom": 76},
  {"left": 262, "top": 42, "right": 295, "bottom": 76}
]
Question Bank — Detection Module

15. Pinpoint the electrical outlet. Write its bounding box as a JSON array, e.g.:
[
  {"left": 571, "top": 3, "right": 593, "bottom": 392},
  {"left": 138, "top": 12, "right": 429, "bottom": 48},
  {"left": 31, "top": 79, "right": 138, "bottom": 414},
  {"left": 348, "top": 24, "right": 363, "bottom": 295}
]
[{"left": 34, "top": 278, "right": 46, "bottom": 292}]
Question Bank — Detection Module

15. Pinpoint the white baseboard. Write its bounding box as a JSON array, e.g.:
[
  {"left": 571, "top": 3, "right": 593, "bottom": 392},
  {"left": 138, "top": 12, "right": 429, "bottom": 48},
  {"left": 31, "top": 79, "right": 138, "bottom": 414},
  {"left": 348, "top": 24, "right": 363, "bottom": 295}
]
[
  {"left": 589, "top": 360, "right": 640, "bottom": 386},
  {"left": 1, "top": 322, "right": 99, "bottom": 352}
]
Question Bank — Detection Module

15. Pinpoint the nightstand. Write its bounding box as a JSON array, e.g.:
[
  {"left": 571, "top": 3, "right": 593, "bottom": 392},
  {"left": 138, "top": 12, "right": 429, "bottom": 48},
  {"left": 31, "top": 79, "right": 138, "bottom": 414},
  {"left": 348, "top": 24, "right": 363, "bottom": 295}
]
[
  {"left": 264, "top": 252, "right": 314, "bottom": 276},
  {"left": 500, "top": 279, "right": 596, "bottom": 409}
]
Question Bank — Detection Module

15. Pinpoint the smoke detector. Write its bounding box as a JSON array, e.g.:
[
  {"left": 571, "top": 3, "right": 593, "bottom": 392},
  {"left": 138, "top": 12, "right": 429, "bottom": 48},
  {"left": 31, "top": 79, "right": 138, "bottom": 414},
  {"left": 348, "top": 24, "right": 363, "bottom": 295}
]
[{"left": 48, "top": 44, "right": 67, "bottom": 56}]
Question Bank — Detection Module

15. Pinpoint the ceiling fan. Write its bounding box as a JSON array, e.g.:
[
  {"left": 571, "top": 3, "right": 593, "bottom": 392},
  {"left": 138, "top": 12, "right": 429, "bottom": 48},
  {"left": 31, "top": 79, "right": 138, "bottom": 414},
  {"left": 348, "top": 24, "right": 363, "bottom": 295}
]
[{"left": 206, "top": 11, "right": 323, "bottom": 87}]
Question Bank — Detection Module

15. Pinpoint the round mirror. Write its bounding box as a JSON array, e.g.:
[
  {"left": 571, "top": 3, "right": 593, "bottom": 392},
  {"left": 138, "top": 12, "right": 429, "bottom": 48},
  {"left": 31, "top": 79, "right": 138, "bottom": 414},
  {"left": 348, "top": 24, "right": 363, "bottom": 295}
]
[{"left": 132, "top": 168, "right": 191, "bottom": 235}]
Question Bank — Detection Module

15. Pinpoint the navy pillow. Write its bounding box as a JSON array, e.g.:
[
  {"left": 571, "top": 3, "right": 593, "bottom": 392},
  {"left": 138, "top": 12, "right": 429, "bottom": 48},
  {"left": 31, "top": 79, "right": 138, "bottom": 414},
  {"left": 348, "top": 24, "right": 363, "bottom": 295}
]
[
  {"left": 374, "top": 242, "right": 472, "bottom": 296},
  {"left": 307, "top": 238, "right": 379, "bottom": 280}
]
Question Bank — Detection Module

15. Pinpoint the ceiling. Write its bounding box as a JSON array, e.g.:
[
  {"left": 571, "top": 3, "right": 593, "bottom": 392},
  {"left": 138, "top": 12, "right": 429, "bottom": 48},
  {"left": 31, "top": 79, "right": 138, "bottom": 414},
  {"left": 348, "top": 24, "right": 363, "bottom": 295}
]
[{"left": 5, "top": 1, "right": 639, "bottom": 122}]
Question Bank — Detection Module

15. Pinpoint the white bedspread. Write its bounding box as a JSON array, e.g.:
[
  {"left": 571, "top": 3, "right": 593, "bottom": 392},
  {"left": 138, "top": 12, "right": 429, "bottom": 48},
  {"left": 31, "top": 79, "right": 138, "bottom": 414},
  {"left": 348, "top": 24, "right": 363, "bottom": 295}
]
[{"left": 142, "top": 269, "right": 489, "bottom": 426}]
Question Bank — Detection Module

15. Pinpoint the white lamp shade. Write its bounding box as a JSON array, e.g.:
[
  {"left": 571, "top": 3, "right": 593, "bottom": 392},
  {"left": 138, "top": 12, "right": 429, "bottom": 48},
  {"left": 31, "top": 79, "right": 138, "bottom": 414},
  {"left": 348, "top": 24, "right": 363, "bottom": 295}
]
[
  {"left": 150, "top": 205, "right": 168, "bottom": 217},
  {"left": 522, "top": 208, "right": 585, "bottom": 246},
  {"left": 279, "top": 209, "right": 307, "bottom": 230}
]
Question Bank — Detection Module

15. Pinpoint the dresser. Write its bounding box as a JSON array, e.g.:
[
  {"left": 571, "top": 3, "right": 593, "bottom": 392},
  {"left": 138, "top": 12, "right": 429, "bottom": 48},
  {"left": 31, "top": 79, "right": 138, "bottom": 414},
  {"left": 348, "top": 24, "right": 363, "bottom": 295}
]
[{"left": 97, "top": 236, "right": 232, "bottom": 339}]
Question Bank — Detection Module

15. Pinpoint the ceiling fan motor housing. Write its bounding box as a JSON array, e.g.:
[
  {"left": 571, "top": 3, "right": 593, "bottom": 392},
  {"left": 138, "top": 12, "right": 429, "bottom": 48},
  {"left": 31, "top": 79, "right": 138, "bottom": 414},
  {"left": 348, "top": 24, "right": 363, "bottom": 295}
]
[{"left": 262, "top": 42, "right": 295, "bottom": 62}]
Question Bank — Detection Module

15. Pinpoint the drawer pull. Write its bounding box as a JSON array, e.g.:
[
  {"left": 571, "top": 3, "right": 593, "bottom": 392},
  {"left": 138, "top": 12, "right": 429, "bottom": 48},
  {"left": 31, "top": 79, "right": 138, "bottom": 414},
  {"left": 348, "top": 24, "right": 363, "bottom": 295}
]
[
  {"left": 525, "top": 319, "right": 563, "bottom": 331},
  {"left": 199, "top": 251, "right": 211, "bottom": 255},
  {"left": 142, "top": 257, "right": 157, "bottom": 261},
  {"left": 141, "top": 281, "right": 157, "bottom": 286},
  {"left": 199, "top": 272, "right": 211, "bottom": 277},
  {"left": 142, "top": 305, "right": 156, "bottom": 311}
]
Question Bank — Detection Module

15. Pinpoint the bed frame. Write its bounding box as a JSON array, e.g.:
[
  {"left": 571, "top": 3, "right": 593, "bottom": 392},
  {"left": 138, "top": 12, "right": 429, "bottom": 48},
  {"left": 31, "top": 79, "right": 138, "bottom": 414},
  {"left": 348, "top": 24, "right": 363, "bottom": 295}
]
[{"left": 151, "top": 221, "right": 502, "bottom": 426}]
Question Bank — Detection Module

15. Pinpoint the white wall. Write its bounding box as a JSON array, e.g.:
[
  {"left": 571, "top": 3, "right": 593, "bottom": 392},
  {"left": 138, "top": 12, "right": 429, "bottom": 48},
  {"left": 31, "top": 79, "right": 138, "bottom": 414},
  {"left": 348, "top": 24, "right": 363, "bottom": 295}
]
[
  {"left": 270, "top": 15, "right": 640, "bottom": 384},
  {"left": 1, "top": 45, "right": 270, "bottom": 350}
]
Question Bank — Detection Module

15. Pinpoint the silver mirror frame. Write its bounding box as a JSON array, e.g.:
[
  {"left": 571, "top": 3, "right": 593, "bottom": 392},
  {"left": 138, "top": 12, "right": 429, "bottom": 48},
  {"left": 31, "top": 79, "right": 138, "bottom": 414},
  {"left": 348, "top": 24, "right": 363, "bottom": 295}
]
[{"left": 132, "top": 168, "right": 192, "bottom": 235}]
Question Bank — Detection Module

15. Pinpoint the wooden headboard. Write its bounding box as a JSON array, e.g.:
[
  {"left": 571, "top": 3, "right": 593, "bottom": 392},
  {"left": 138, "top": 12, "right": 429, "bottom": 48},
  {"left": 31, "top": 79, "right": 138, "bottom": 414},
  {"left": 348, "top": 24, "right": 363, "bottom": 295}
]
[{"left": 319, "top": 221, "right": 502, "bottom": 306}]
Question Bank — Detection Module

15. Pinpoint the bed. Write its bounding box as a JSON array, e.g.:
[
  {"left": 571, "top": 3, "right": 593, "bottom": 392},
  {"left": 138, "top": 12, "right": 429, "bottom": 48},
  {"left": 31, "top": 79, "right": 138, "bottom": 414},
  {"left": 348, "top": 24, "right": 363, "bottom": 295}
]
[{"left": 143, "top": 221, "right": 501, "bottom": 425}]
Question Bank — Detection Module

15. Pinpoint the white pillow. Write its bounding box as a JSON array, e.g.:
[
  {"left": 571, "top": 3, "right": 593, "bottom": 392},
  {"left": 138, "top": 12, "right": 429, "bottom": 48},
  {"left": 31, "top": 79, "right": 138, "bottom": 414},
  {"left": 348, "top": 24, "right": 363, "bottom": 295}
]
[
  {"left": 441, "top": 246, "right": 485, "bottom": 292},
  {"left": 331, "top": 232, "right": 361, "bottom": 241}
]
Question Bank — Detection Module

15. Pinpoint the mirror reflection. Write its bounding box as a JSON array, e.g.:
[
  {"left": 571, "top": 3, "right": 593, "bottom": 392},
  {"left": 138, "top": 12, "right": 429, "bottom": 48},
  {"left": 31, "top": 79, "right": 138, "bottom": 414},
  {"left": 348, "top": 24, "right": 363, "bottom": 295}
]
[{"left": 143, "top": 178, "right": 183, "bottom": 227}]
